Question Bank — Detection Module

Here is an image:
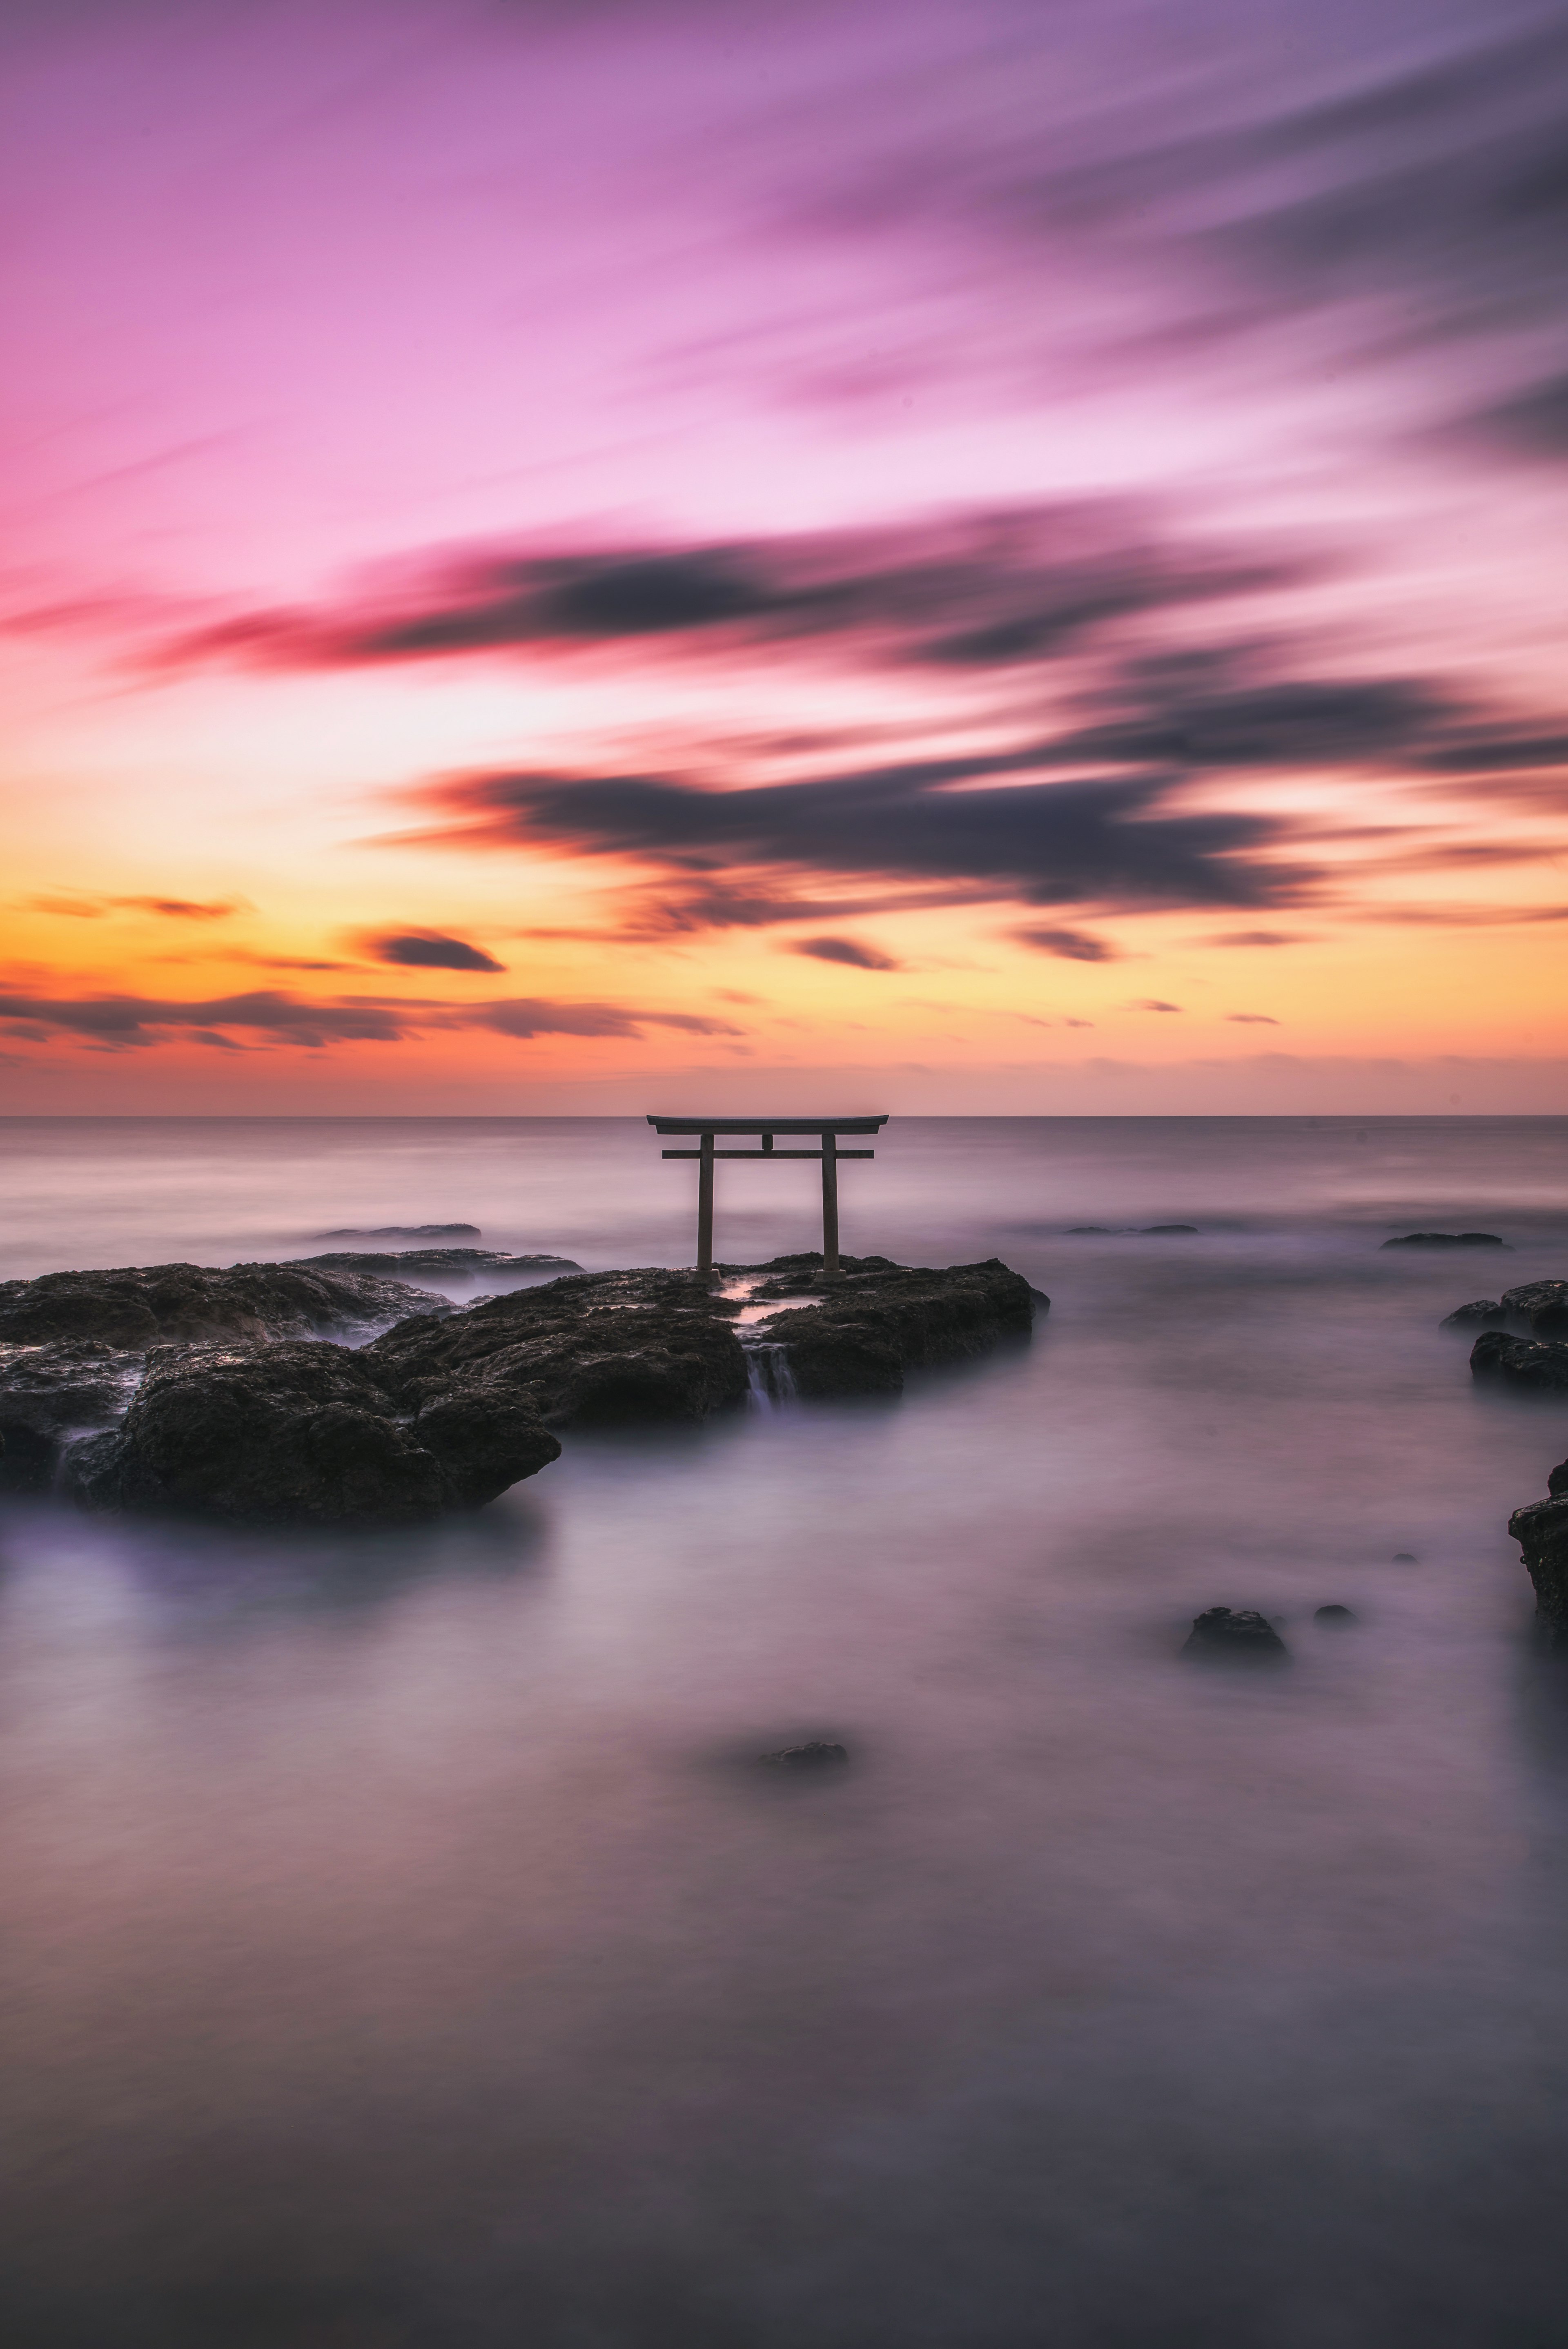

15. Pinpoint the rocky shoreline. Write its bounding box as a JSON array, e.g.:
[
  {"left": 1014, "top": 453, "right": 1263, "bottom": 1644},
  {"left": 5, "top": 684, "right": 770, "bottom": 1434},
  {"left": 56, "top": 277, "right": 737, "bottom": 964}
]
[{"left": 0, "top": 1253, "right": 1041, "bottom": 1527}]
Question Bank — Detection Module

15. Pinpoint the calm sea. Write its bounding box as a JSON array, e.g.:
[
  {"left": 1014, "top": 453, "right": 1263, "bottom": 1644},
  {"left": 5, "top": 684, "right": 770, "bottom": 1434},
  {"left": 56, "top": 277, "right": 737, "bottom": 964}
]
[{"left": 3, "top": 1116, "right": 1568, "bottom": 2349}]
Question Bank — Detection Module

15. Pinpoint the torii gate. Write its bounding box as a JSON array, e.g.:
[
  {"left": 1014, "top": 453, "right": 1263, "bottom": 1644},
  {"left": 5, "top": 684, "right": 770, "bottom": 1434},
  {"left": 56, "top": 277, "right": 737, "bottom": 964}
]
[{"left": 647, "top": 1115, "right": 890, "bottom": 1275}]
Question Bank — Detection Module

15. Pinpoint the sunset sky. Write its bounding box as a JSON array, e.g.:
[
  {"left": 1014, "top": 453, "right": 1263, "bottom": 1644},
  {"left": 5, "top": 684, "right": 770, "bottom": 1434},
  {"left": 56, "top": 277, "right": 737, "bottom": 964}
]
[{"left": 4, "top": 0, "right": 1567, "bottom": 1113}]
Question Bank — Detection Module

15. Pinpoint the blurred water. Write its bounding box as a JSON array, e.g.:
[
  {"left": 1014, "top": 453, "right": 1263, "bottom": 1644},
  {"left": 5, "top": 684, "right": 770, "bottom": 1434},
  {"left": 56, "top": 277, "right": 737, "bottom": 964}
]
[{"left": 3, "top": 1117, "right": 1568, "bottom": 2349}]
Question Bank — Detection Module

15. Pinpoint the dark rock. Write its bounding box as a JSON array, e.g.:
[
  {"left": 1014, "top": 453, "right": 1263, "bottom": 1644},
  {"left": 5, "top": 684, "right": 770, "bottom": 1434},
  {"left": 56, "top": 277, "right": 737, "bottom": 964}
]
[
  {"left": 1382, "top": 1231, "right": 1507, "bottom": 1248},
  {"left": 314, "top": 1224, "right": 482, "bottom": 1239},
  {"left": 0, "top": 1340, "right": 147, "bottom": 1493},
  {"left": 367, "top": 1266, "right": 752, "bottom": 1429},
  {"left": 1392, "top": 1552, "right": 1418, "bottom": 1562},
  {"left": 1067, "top": 1225, "right": 1114, "bottom": 1234},
  {"left": 759, "top": 1741, "right": 849, "bottom": 1769},
  {"left": 1549, "top": 1461, "right": 1568, "bottom": 1500},
  {"left": 1314, "top": 1604, "right": 1357, "bottom": 1623},
  {"left": 749, "top": 1257, "right": 1039, "bottom": 1400},
  {"left": 1441, "top": 1299, "right": 1507, "bottom": 1328},
  {"left": 1509, "top": 1491, "right": 1568, "bottom": 1649},
  {"left": 289, "top": 1249, "right": 582, "bottom": 1279},
  {"left": 0, "top": 1260, "right": 448, "bottom": 1350},
  {"left": 1500, "top": 1280, "right": 1568, "bottom": 1336},
  {"left": 1469, "top": 1330, "right": 1568, "bottom": 1392},
  {"left": 1182, "top": 1606, "right": 1289, "bottom": 1661},
  {"left": 63, "top": 1340, "right": 558, "bottom": 1526},
  {"left": 1142, "top": 1224, "right": 1198, "bottom": 1235}
]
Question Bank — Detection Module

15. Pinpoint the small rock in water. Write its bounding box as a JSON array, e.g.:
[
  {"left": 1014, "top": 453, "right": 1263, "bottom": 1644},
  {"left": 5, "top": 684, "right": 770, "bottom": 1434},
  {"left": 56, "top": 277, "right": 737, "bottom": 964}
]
[
  {"left": 1143, "top": 1224, "right": 1198, "bottom": 1235},
  {"left": 758, "top": 1740, "right": 849, "bottom": 1769},
  {"left": 1441, "top": 1300, "right": 1506, "bottom": 1328},
  {"left": 1315, "top": 1604, "right": 1357, "bottom": 1624},
  {"left": 313, "top": 1223, "right": 482, "bottom": 1239},
  {"left": 1382, "top": 1231, "right": 1506, "bottom": 1248},
  {"left": 1392, "top": 1551, "right": 1417, "bottom": 1562},
  {"left": 1067, "top": 1225, "right": 1114, "bottom": 1234},
  {"left": 1500, "top": 1280, "right": 1568, "bottom": 1337},
  {"left": 1469, "top": 1330, "right": 1568, "bottom": 1391},
  {"left": 1181, "top": 1606, "right": 1288, "bottom": 1660}
]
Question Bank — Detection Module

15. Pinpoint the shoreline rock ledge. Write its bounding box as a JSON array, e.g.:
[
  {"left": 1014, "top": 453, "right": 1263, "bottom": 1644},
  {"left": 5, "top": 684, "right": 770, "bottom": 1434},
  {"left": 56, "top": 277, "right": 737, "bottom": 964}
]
[{"left": 3, "top": 1253, "right": 1040, "bottom": 1525}]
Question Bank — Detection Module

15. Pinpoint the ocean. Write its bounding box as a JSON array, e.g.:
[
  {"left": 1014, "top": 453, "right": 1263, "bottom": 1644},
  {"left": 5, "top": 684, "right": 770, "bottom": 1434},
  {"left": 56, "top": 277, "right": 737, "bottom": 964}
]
[{"left": 3, "top": 1115, "right": 1568, "bottom": 2348}]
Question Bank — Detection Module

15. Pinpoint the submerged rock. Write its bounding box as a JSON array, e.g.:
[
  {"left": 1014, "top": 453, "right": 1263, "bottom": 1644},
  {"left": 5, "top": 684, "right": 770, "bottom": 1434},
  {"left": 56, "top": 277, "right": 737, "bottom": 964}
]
[
  {"left": 314, "top": 1224, "right": 481, "bottom": 1239},
  {"left": 1182, "top": 1606, "right": 1289, "bottom": 1661},
  {"left": 759, "top": 1741, "right": 849, "bottom": 1769},
  {"left": 1314, "top": 1604, "right": 1357, "bottom": 1624},
  {"left": 1441, "top": 1299, "right": 1507, "bottom": 1328},
  {"left": 1142, "top": 1224, "right": 1198, "bottom": 1235},
  {"left": 64, "top": 1340, "right": 558, "bottom": 1526},
  {"left": 1469, "top": 1330, "right": 1568, "bottom": 1392},
  {"left": 1500, "top": 1280, "right": 1568, "bottom": 1336},
  {"left": 1382, "top": 1231, "right": 1507, "bottom": 1248}
]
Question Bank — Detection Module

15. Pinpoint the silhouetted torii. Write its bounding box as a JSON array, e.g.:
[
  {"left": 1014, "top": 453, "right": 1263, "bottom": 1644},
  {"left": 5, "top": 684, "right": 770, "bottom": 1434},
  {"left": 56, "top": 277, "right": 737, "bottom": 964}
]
[{"left": 646, "top": 1116, "right": 890, "bottom": 1275}]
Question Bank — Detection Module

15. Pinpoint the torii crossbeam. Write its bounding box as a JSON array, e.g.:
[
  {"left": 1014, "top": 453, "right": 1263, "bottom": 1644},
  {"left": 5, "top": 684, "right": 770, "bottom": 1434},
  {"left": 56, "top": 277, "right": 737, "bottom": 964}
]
[{"left": 647, "top": 1115, "right": 890, "bottom": 1275}]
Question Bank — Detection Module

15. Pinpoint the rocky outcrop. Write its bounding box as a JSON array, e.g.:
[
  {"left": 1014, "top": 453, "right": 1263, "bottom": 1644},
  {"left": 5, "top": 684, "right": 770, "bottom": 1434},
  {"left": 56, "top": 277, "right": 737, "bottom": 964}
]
[
  {"left": 759, "top": 1741, "right": 849, "bottom": 1768},
  {"left": 1383, "top": 1231, "right": 1506, "bottom": 1248},
  {"left": 1469, "top": 1330, "right": 1568, "bottom": 1393},
  {"left": 64, "top": 1340, "right": 558, "bottom": 1526},
  {"left": 744, "top": 1256, "right": 1040, "bottom": 1398},
  {"left": 1182, "top": 1606, "right": 1289, "bottom": 1660},
  {"left": 6, "top": 1250, "right": 1039, "bottom": 1524},
  {"left": 0, "top": 1260, "right": 447, "bottom": 1349},
  {"left": 0, "top": 1261, "right": 448, "bottom": 1494},
  {"left": 314, "top": 1224, "right": 481, "bottom": 1239},
  {"left": 367, "top": 1266, "right": 752, "bottom": 1428},
  {"left": 1499, "top": 1280, "right": 1568, "bottom": 1336}
]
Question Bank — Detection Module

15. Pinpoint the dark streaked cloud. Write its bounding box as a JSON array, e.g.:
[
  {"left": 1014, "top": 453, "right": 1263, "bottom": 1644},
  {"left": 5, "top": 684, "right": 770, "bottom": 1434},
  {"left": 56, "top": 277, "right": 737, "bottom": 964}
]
[
  {"left": 1129, "top": 999, "right": 1183, "bottom": 1012},
  {"left": 0, "top": 989, "right": 739, "bottom": 1052},
  {"left": 363, "top": 930, "right": 507, "bottom": 972},
  {"left": 790, "top": 936, "right": 901, "bottom": 970},
  {"left": 157, "top": 505, "right": 1297, "bottom": 679},
  {"left": 1011, "top": 925, "right": 1120, "bottom": 961},
  {"left": 408, "top": 754, "right": 1319, "bottom": 912},
  {"left": 23, "top": 893, "right": 250, "bottom": 920},
  {"left": 1227, "top": 1012, "right": 1281, "bottom": 1024}
]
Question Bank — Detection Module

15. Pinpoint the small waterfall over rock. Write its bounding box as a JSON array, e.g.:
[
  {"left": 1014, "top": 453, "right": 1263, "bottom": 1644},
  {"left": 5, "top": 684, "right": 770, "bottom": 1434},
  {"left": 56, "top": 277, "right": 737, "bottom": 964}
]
[{"left": 742, "top": 1342, "right": 797, "bottom": 1412}]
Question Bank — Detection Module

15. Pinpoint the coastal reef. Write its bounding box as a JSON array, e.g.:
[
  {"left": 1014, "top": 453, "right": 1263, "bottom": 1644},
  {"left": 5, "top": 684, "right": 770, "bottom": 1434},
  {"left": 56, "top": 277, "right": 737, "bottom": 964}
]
[{"left": 1, "top": 1253, "right": 1040, "bottom": 1525}]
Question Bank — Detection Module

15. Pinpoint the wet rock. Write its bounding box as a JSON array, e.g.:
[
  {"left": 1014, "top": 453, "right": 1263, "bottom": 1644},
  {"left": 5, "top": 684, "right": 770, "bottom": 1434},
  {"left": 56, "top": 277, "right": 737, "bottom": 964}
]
[
  {"left": 750, "top": 1256, "right": 1039, "bottom": 1400},
  {"left": 1392, "top": 1551, "right": 1418, "bottom": 1562},
  {"left": 1500, "top": 1280, "right": 1568, "bottom": 1336},
  {"left": 63, "top": 1340, "right": 558, "bottom": 1526},
  {"left": 1382, "top": 1231, "right": 1507, "bottom": 1248},
  {"left": 0, "top": 1340, "right": 147, "bottom": 1493},
  {"left": 1509, "top": 1490, "right": 1568, "bottom": 1649},
  {"left": 1441, "top": 1299, "right": 1507, "bottom": 1328},
  {"left": 1067, "top": 1225, "right": 1114, "bottom": 1234},
  {"left": 1142, "top": 1224, "right": 1198, "bottom": 1235},
  {"left": 1314, "top": 1604, "right": 1357, "bottom": 1624},
  {"left": 368, "top": 1266, "right": 752, "bottom": 1428},
  {"left": 0, "top": 1260, "right": 448, "bottom": 1350},
  {"left": 290, "top": 1249, "right": 582, "bottom": 1279},
  {"left": 1182, "top": 1606, "right": 1289, "bottom": 1660},
  {"left": 1469, "top": 1330, "right": 1568, "bottom": 1392},
  {"left": 759, "top": 1741, "right": 849, "bottom": 1769},
  {"left": 1549, "top": 1460, "right": 1568, "bottom": 1499}
]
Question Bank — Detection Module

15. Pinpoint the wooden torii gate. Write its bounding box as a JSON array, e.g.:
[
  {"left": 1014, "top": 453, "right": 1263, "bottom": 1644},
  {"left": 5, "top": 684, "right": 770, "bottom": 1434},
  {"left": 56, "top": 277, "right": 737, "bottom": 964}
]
[{"left": 647, "top": 1115, "right": 890, "bottom": 1275}]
